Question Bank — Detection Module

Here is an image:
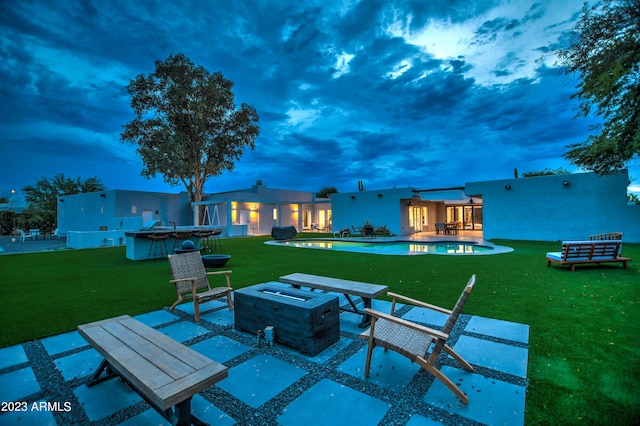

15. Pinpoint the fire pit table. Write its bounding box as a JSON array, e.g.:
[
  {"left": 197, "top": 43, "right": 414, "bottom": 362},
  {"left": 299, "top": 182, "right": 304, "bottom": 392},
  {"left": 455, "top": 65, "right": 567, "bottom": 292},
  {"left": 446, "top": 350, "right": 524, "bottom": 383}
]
[{"left": 234, "top": 283, "right": 340, "bottom": 356}]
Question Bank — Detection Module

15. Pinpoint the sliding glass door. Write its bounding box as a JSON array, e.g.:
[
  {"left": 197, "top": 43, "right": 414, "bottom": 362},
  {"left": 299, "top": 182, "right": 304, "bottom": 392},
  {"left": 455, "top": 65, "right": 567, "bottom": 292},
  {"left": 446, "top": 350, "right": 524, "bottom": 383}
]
[{"left": 446, "top": 205, "right": 483, "bottom": 230}]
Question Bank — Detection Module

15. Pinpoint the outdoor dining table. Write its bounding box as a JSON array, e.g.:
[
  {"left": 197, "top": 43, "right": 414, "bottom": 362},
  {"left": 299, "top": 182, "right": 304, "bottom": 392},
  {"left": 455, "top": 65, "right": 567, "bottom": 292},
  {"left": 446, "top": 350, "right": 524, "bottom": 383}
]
[
  {"left": 362, "top": 224, "right": 375, "bottom": 238},
  {"left": 446, "top": 223, "right": 458, "bottom": 234},
  {"left": 39, "top": 229, "right": 53, "bottom": 239}
]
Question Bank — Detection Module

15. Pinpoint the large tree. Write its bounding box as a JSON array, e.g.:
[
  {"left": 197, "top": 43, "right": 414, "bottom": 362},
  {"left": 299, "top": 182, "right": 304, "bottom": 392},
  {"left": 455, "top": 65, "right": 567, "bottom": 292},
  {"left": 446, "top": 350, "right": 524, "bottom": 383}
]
[
  {"left": 121, "top": 53, "right": 260, "bottom": 216},
  {"left": 558, "top": 0, "right": 640, "bottom": 174},
  {"left": 22, "top": 173, "right": 105, "bottom": 227}
]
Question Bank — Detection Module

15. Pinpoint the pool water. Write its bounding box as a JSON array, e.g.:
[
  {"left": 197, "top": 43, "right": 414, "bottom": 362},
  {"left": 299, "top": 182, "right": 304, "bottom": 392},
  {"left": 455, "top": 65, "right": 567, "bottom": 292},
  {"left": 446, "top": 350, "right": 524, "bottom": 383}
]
[{"left": 271, "top": 239, "right": 497, "bottom": 255}]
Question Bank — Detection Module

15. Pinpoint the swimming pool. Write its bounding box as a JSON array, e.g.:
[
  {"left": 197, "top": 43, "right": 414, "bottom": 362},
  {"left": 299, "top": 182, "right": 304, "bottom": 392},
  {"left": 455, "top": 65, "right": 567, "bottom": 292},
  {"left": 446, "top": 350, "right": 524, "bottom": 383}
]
[{"left": 267, "top": 239, "right": 512, "bottom": 255}]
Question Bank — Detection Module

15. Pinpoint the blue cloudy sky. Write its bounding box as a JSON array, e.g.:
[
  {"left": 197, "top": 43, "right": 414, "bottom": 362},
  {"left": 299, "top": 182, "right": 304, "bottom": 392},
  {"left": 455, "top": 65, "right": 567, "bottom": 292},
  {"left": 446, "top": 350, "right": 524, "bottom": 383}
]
[{"left": 2, "top": 0, "right": 638, "bottom": 199}]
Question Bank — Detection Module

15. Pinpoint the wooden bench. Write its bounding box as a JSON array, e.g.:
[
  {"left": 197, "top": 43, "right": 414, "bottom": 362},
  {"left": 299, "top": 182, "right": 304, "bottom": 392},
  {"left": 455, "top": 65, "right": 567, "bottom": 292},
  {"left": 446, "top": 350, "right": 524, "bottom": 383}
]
[
  {"left": 279, "top": 273, "right": 388, "bottom": 328},
  {"left": 78, "top": 315, "right": 228, "bottom": 426},
  {"left": 546, "top": 240, "right": 631, "bottom": 272},
  {"left": 589, "top": 232, "right": 622, "bottom": 241}
]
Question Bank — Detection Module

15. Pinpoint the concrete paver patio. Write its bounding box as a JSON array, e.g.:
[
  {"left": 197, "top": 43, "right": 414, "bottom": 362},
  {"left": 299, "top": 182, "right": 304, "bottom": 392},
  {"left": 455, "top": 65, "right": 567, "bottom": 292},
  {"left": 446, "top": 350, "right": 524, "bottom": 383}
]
[{"left": 0, "top": 289, "right": 528, "bottom": 425}]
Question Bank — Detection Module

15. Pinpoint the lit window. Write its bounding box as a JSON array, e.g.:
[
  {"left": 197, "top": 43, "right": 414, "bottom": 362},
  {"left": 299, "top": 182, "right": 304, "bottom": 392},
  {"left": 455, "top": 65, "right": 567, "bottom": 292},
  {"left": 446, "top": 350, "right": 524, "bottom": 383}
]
[
  {"left": 131, "top": 206, "right": 137, "bottom": 214},
  {"left": 273, "top": 208, "right": 278, "bottom": 220}
]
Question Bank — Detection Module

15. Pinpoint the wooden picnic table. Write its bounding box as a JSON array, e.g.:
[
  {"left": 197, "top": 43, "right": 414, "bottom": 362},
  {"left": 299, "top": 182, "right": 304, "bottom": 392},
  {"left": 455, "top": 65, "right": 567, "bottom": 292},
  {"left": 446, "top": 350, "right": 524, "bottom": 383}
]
[
  {"left": 78, "top": 315, "right": 227, "bottom": 426},
  {"left": 279, "top": 273, "right": 388, "bottom": 328}
]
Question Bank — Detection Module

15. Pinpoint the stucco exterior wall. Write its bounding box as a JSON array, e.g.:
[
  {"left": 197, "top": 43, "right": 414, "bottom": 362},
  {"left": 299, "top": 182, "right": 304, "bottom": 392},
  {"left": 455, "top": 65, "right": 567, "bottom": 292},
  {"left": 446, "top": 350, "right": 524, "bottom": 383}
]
[
  {"left": 202, "top": 183, "right": 324, "bottom": 234},
  {"left": 58, "top": 190, "right": 187, "bottom": 233},
  {"left": 332, "top": 188, "right": 414, "bottom": 235},
  {"left": 464, "top": 170, "right": 640, "bottom": 243},
  {"left": 207, "top": 183, "right": 315, "bottom": 203}
]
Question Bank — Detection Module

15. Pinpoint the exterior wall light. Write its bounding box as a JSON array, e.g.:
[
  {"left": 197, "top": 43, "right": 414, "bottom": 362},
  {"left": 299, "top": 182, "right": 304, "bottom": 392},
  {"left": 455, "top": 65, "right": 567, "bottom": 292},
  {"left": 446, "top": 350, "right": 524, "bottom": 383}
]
[
  {"left": 377, "top": 193, "right": 383, "bottom": 198},
  {"left": 505, "top": 184, "right": 511, "bottom": 190},
  {"left": 100, "top": 193, "right": 106, "bottom": 197},
  {"left": 350, "top": 195, "right": 356, "bottom": 199},
  {"left": 562, "top": 180, "right": 569, "bottom": 186}
]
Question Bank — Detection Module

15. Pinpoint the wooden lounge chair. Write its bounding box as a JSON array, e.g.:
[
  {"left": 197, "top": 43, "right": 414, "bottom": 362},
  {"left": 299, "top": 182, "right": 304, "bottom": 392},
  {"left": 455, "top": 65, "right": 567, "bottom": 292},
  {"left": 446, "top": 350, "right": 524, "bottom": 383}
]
[
  {"left": 168, "top": 250, "right": 233, "bottom": 321},
  {"left": 360, "top": 275, "right": 476, "bottom": 404},
  {"left": 546, "top": 240, "right": 631, "bottom": 272}
]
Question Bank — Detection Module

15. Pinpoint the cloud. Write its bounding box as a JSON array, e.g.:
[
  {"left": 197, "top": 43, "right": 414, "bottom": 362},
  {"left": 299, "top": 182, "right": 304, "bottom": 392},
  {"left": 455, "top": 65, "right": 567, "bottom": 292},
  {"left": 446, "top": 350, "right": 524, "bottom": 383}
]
[{"left": 1, "top": 0, "right": 636, "bottom": 198}]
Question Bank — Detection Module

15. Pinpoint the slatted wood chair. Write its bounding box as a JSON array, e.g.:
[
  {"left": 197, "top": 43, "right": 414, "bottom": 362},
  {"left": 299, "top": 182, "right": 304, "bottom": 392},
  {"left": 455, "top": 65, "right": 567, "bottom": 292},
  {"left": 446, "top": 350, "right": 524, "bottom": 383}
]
[
  {"left": 360, "top": 275, "right": 476, "bottom": 404},
  {"left": 168, "top": 251, "right": 233, "bottom": 321}
]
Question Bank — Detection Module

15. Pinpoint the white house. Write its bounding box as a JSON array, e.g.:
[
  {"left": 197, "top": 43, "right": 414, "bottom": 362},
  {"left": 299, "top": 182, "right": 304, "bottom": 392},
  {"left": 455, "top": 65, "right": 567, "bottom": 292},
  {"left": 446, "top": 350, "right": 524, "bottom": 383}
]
[
  {"left": 56, "top": 170, "right": 640, "bottom": 246},
  {"left": 57, "top": 181, "right": 331, "bottom": 241},
  {"left": 193, "top": 180, "right": 332, "bottom": 236}
]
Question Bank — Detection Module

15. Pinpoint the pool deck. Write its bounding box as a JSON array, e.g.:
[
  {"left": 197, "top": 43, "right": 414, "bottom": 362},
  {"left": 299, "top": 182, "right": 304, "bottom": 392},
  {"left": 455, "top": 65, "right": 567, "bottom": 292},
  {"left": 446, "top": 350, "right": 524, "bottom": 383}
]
[{"left": 0, "top": 235, "right": 70, "bottom": 255}]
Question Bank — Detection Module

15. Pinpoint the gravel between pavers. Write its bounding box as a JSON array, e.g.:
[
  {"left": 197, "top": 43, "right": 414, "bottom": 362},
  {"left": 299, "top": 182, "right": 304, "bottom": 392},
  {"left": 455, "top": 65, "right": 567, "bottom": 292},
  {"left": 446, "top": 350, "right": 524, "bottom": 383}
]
[{"left": 5, "top": 301, "right": 527, "bottom": 426}]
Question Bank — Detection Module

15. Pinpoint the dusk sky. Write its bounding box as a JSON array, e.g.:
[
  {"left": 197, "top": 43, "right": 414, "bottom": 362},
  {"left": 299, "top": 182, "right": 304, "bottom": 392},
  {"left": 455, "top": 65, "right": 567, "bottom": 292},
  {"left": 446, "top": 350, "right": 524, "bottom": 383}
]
[{"left": 2, "top": 0, "right": 639, "bottom": 200}]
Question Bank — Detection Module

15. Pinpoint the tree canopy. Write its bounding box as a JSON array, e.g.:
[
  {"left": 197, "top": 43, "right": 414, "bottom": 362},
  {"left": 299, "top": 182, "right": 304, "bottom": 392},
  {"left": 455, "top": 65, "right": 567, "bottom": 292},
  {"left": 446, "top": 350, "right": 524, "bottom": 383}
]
[
  {"left": 316, "top": 187, "right": 338, "bottom": 198},
  {"left": 22, "top": 173, "right": 105, "bottom": 227},
  {"left": 522, "top": 167, "right": 570, "bottom": 177},
  {"left": 558, "top": 0, "right": 640, "bottom": 173},
  {"left": 121, "top": 53, "right": 260, "bottom": 209}
]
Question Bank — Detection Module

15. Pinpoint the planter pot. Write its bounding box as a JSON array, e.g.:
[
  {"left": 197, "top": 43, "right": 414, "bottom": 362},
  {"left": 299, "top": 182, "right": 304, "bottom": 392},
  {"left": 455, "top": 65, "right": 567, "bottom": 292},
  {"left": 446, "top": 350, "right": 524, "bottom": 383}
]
[{"left": 201, "top": 254, "right": 231, "bottom": 268}]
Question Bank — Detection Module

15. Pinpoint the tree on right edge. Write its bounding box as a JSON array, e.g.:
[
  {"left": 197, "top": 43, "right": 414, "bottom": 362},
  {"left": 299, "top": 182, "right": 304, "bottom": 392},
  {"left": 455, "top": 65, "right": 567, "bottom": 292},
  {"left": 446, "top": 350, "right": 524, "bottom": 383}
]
[{"left": 558, "top": 0, "right": 640, "bottom": 174}]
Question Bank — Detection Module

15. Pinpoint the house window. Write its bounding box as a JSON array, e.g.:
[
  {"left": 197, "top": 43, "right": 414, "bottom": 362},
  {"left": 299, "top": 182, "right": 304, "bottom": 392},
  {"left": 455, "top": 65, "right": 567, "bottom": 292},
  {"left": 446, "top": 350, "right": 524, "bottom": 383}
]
[
  {"left": 131, "top": 205, "right": 137, "bottom": 214},
  {"left": 273, "top": 208, "right": 278, "bottom": 220}
]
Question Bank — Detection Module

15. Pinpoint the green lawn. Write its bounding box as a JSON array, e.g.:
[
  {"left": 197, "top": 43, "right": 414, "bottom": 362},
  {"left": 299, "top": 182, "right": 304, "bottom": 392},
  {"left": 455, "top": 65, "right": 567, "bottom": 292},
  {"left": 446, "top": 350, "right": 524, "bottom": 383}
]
[{"left": 1, "top": 235, "right": 638, "bottom": 425}]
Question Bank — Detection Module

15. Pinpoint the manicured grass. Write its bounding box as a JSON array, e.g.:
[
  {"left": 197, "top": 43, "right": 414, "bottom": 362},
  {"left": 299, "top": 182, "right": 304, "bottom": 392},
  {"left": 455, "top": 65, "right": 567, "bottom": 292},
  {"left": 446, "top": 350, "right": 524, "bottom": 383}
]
[{"left": 1, "top": 235, "right": 638, "bottom": 425}]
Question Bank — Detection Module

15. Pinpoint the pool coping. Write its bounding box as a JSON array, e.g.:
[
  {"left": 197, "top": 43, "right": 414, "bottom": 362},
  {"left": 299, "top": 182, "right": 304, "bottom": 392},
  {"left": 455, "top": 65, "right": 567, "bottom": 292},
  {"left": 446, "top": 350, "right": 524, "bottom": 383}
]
[{"left": 265, "top": 237, "right": 514, "bottom": 255}]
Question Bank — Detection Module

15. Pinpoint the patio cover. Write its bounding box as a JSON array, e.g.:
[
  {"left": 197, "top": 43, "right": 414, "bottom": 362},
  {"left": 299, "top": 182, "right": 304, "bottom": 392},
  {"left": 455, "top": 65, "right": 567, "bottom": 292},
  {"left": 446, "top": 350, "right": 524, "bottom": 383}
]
[{"left": 416, "top": 189, "right": 478, "bottom": 204}]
